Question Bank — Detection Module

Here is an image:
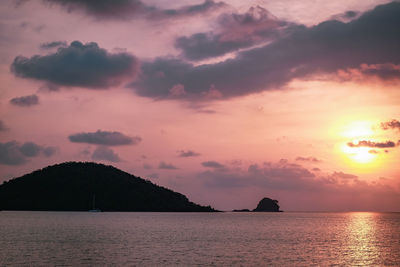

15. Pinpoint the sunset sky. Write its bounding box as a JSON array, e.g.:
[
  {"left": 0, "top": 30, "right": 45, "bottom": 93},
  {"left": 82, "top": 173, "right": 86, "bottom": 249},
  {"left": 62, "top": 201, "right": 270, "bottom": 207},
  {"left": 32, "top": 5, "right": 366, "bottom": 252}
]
[{"left": 1, "top": 0, "right": 399, "bottom": 211}]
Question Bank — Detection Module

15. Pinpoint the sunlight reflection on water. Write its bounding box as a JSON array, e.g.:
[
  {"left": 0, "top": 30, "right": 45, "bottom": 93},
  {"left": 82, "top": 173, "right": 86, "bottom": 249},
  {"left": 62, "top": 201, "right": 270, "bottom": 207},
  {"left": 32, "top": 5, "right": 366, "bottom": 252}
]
[
  {"left": 0, "top": 212, "right": 399, "bottom": 266},
  {"left": 344, "top": 212, "right": 379, "bottom": 265}
]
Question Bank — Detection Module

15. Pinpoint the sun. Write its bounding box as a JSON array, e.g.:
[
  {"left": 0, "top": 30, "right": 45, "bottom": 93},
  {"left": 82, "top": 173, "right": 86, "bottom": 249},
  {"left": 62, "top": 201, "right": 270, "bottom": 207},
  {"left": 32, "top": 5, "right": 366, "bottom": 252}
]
[
  {"left": 341, "top": 121, "right": 374, "bottom": 139},
  {"left": 341, "top": 145, "right": 376, "bottom": 164},
  {"left": 339, "top": 121, "right": 378, "bottom": 164}
]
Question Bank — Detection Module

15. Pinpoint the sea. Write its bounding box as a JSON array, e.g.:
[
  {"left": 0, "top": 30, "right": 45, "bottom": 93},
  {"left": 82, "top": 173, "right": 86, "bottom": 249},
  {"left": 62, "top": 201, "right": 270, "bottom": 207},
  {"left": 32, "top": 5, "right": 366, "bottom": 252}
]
[{"left": 0, "top": 211, "right": 399, "bottom": 266}]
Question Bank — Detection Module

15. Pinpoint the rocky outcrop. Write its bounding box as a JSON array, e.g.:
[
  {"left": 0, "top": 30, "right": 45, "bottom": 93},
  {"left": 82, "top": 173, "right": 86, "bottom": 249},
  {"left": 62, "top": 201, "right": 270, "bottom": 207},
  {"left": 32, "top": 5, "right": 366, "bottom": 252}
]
[{"left": 253, "top": 197, "right": 281, "bottom": 212}]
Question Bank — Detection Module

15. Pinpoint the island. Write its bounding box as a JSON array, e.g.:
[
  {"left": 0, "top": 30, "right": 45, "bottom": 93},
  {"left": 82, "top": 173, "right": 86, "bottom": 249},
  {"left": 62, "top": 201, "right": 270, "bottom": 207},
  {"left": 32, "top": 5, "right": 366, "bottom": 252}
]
[
  {"left": 253, "top": 197, "right": 281, "bottom": 212},
  {"left": 232, "top": 197, "right": 282, "bottom": 212},
  {"left": 0, "top": 162, "right": 216, "bottom": 212}
]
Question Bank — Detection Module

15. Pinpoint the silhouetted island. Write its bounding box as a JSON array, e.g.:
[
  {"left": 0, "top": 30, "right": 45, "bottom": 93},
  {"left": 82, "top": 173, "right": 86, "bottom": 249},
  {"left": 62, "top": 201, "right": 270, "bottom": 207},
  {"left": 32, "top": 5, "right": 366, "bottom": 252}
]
[
  {"left": 253, "top": 197, "right": 281, "bottom": 212},
  {"left": 0, "top": 162, "right": 216, "bottom": 212},
  {"left": 232, "top": 197, "right": 282, "bottom": 212}
]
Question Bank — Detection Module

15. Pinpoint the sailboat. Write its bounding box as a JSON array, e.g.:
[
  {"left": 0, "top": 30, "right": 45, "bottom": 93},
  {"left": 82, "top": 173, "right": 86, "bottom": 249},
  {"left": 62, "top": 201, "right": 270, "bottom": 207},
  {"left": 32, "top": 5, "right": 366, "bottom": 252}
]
[{"left": 88, "top": 194, "right": 101, "bottom": 212}]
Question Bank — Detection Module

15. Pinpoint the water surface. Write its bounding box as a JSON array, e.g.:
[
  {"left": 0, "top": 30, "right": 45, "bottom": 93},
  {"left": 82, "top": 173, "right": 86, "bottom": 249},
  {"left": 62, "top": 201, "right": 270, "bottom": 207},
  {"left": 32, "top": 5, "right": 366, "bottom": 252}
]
[{"left": 0, "top": 212, "right": 399, "bottom": 266}]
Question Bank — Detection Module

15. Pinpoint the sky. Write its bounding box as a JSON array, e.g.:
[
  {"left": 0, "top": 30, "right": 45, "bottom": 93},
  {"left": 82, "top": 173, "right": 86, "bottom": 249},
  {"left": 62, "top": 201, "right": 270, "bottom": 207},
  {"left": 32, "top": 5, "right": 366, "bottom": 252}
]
[{"left": 0, "top": 0, "right": 399, "bottom": 211}]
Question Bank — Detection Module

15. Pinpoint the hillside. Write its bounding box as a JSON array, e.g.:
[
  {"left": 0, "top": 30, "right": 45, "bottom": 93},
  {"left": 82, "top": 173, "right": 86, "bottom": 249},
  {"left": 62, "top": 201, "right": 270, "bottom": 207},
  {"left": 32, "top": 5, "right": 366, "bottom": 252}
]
[{"left": 0, "top": 162, "right": 216, "bottom": 212}]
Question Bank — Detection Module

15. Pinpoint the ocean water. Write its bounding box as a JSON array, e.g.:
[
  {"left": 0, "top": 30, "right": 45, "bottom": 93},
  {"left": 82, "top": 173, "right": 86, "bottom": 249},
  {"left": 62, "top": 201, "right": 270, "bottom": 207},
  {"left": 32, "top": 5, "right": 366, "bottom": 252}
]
[{"left": 0, "top": 212, "right": 399, "bottom": 266}]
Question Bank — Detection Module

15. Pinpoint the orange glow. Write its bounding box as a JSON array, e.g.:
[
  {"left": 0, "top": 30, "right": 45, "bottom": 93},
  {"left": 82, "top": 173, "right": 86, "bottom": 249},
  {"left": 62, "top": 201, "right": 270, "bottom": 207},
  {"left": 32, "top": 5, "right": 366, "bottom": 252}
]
[
  {"left": 341, "top": 121, "right": 374, "bottom": 139},
  {"left": 337, "top": 120, "right": 380, "bottom": 166},
  {"left": 341, "top": 145, "right": 376, "bottom": 164}
]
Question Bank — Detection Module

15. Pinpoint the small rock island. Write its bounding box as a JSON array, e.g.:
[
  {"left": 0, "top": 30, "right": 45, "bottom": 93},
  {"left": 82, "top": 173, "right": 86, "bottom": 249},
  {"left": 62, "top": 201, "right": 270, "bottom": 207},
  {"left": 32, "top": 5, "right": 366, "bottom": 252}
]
[
  {"left": 253, "top": 197, "right": 281, "bottom": 212},
  {"left": 233, "top": 197, "right": 282, "bottom": 212},
  {"left": 0, "top": 162, "right": 217, "bottom": 212}
]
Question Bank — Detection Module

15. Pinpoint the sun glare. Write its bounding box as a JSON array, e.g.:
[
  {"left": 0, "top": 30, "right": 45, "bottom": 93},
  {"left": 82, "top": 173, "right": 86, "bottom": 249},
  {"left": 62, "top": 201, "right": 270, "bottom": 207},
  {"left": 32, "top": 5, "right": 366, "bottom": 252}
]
[
  {"left": 339, "top": 121, "right": 378, "bottom": 165},
  {"left": 341, "top": 121, "right": 374, "bottom": 139},
  {"left": 341, "top": 145, "right": 376, "bottom": 164}
]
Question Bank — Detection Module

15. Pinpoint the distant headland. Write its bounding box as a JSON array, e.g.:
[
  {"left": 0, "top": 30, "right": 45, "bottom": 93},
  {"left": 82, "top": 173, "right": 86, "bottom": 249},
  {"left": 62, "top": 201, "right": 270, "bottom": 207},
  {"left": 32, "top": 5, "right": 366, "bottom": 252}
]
[
  {"left": 0, "top": 162, "right": 216, "bottom": 212},
  {"left": 233, "top": 197, "right": 282, "bottom": 212}
]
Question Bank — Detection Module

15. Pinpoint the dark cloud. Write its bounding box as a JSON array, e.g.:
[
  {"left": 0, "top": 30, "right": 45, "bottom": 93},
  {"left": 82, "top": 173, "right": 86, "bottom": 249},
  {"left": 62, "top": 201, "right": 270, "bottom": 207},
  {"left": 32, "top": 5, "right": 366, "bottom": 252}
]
[
  {"left": 0, "top": 120, "right": 8, "bottom": 131},
  {"left": 331, "top": 10, "right": 360, "bottom": 22},
  {"left": 41, "top": 0, "right": 226, "bottom": 20},
  {"left": 68, "top": 130, "right": 141, "bottom": 146},
  {"left": 177, "top": 150, "right": 201, "bottom": 157},
  {"left": 42, "top": 0, "right": 146, "bottom": 19},
  {"left": 11, "top": 41, "right": 138, "bottom": 89},
  {"left": 0, "top": 140, "right": 57, "bottom": 165},
  {"left": 343, "top": 10, "right": 358, "bottom": 19},
  {"left": 295, "top": 156, "right": 321, "bottom": 163},
  {"left": 175, "top": 6, "right": 288, "bottom": 60},
  {"left": 381, "top": 119, "right": 400, "bottom": 131},
  {"left": 10, "top": 94, "right": 39, "bottom": 107},
  {"left": 158, "top": 161, "right": 179, "bottom": 170},
  {"left": 0, "top": 141, "right": 26, "bottom": 165},
  {"left": 202, "top": 160, "right": 225, "bottom": 169},
  {"left": 357, "top": 63, "right": 400, "bottom": 79},
  {"left": 338, "top": 63, "right": 400, "bottom": 81},
  {"left": 19, "top": 142, "right": 42, "bottom": 157},
  {"left": 347, "top": 140, "right": 396, "bottom": 148},
  {"left": 132, "top": 2, "right": 400, "bottom": 101},
  {"left": 91, "top": 146, "right": 120, "bottom": 162},
  {"left": 40, "top": 41, "right": 67, "bottom": 49}
]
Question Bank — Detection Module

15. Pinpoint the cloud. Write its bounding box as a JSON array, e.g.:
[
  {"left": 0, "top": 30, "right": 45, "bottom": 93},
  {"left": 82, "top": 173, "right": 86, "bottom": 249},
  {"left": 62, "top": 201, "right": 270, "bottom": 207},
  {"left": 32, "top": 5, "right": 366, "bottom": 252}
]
[
  {"left": 42, "top": 146, "right": 57, "bottom": 157},
  {"left": 0, "top": 120, "right": 8, "bottom": 131},
  {"left": 153, "top": 0, "right": 227, "bottom": 20},
  {"left": 19, "top": 142, "right": 42, "bottom": 157},
  {"left": 337, "top": 63, "right": 400, "bottom": 81},
  {"left": 381, "top": 119, "right": 400, "bottom": 131},
  {"left": 198, "top": 160, "right": 400, "bottom": 211},
  {"left": 199, "top": 161, "right": 315, "bottom": 189},
  {"left": 132, "top": 2, "right": 400, "bottom": 101},
  {"left": 0, "top": 141, "right": 26, "bottom": 165},
  {"left": 158, "top": 161, "right": 179, "bottom": 170},
  {"left": 143, "top": 163, "right": 152, "bottom": 169},
  {"left": 331, "top": 10, "right": 360, "bottom": 22},
  {"left": 197, "top": 160, "right": 388, "bottom": 193},
  {"left": 295, "top": 156, "right": 321, "bottom": 163},
  {"left": 202, "top": 160, "right": 225, "bottom": 169},
  {"left": 91, "top": 146, "right": 120, "bottom": 162},
  {"left": 41, "top": 0, "right": 226, "bottom": 20},
  {"left": 11, "top": 41, "right": 138, "bottom": 89},
  {"left": 38, "top": 83, "right": 60, "bottom": 92},
  {"left": 347, "top": 140, "right": 396, "bottom": 148},
  {"left": 68, "top": 130, "right": 141, "bottom": 146},
  {"left": 40, "top": 41, "right": 67, "bottom": 49},
  {"left": 10, "top": 94, "right": 39, "bottom": 107},
  {"left": 330, "top": 171, "right": 358, "bottom": 180},
  {"left": 0, "top": 140, "right": 56, "bottom": 165},
  {"left": 175, "top": 6, "right": 288, "bottom": 60},
  {"left": 177, "top": 150, "right": 201, "bottom": 157},
  {"left": 42, "top": 0, "right": 146, "bottom": 19}
]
